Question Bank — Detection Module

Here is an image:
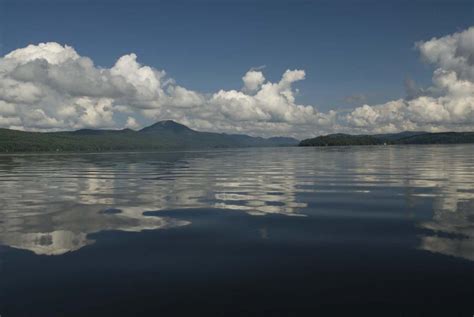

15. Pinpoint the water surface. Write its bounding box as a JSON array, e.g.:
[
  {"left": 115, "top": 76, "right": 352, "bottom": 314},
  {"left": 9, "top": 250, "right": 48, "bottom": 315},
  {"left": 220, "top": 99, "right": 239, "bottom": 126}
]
[{"left": 1, "top": 146, "right": 474, "bottom": 316}]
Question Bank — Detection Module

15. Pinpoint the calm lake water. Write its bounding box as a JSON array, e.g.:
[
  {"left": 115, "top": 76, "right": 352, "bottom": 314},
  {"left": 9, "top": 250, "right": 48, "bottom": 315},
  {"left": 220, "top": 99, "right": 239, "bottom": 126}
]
[{"left": 1, "top": 145, "right": 474, "bottom": 316}]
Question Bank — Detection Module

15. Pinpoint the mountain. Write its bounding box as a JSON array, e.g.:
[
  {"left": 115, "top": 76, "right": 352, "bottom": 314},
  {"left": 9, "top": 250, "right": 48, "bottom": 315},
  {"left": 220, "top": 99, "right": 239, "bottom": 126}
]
[
  {"left": 140, "top": 121, "right": 300, "bottom": 148},
  {"left": 0, "top": 120, "right": 299, "bottom": 153},
  {"left": 140, "top": 120, "right": 195, "bottom": 134},
  {"left": 395, "top": 132, "right": 474, "bottom": 144},
  {"left": 299, "top": 131, "right": 474, "bottom": 147}
]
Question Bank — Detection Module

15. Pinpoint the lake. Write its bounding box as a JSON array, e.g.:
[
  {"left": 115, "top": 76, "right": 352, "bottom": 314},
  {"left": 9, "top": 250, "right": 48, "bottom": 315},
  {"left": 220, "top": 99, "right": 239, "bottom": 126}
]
[{"left": 1, "top": 145, "right": 474, "bottom": 316}]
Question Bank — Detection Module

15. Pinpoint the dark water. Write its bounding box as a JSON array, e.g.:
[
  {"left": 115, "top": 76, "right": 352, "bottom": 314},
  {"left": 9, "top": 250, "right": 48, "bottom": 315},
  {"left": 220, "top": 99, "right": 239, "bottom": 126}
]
[{"left": 1, "top": 146, "right": 474, "bottom": 316}]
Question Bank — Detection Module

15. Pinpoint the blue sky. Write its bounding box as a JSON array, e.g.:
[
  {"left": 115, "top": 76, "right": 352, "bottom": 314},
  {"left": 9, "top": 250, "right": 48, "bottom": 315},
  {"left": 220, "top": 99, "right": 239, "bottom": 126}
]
[
  {"left": 2, "top": 0, "right": 472, "bottom": 111},
  {"left": 0, "top": 0, "right": 473, "bottom": 136}
]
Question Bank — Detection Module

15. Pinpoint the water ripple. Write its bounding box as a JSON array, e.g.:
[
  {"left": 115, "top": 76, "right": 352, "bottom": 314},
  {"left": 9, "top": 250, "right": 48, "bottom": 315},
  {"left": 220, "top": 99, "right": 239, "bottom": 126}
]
[{"left": 0, "top": 145, "right": 473, "bottom": 258}]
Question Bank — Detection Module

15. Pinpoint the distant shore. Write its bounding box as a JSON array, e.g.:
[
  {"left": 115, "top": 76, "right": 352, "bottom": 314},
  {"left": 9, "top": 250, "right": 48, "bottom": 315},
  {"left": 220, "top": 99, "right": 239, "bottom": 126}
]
[
  {"left": 1, "top": 121, "right": 473, "bottom": 153},
  {"left": 299, "top": 132, "right": 474, "bottom": 147}
]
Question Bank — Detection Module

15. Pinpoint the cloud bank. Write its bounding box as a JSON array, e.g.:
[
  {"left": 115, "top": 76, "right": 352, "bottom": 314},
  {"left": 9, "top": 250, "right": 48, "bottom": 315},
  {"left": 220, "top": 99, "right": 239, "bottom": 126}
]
[
  {"left": 345, "top": 26, "right": 474, "bottom": 134},
  {"left": 0, "top": 26, "right": 473, "bottom": 137}
]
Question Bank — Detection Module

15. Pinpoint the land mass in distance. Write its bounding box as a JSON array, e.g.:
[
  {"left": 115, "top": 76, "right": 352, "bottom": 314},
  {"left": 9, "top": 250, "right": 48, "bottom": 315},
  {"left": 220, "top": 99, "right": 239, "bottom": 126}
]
[
  {"left": 0, "top": 120, "right": 298, "bottom": 153},
  {"left": 0, "top": 120, "right": 473, "bottom": 153},
  {"left": 299, "top": 131, "right": 474, "bottom": 146}
]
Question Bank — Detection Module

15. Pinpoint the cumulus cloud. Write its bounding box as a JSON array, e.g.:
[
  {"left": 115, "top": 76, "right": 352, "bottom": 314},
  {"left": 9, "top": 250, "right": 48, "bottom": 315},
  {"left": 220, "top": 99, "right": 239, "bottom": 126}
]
[
  {"left": 0, "top": 42, "right": 333, "bottom": 136},
  {"left": 242, "top": 70, "right": 265, "bottom": 92},
  {"left": 1, "top": 26, "right": 474, "bottom": 137},
  {"left": 5, "top": 42, "right": 80, "bottom": 64},
  {"left": 345, "top": 26, "right": 474, "bottom": 133},
  {"left": 125, "top": 116, "right": 140, "bottom": 129}
]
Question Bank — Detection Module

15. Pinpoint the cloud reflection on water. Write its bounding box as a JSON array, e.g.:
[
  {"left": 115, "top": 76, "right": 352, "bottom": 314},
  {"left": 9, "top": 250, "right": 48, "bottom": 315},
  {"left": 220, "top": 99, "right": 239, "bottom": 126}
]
[{"left": 0, "top": 146, "right": 473, "bottom": 258}]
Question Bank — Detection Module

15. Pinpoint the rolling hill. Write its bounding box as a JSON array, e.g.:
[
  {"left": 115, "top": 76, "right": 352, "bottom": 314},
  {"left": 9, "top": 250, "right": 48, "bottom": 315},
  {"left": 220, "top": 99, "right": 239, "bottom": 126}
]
[
  {"left": 0, "top": 120, "right": 299, "bottom": 153},
  {"left": 299, "top": 131, "right": 474, "bottom": 146}
]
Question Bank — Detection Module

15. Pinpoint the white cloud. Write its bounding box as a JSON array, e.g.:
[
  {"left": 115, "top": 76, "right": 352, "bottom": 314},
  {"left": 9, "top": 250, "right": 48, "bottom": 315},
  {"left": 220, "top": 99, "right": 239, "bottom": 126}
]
[
  {"left": 5, "top": 42, "right": 80, "bottom": 65},
  {"left": 165, "top": 85, "right": 204, "bottom": 108},
  {"left": 1, "top": 27, "right": 474, "bottom": 137},
  {"left": 110, "top": 53, "right": 167, "bottom": 109},
  {"left": 345, "top": 26, "right": 474, "bottom": 133},
  {"left": 0, "top": 42, "right": 333, "bottom": 136},
  {"left": 125, "top": 116, "right": 140, "bottom": 129},
  {"left": 242, "top": 70, "right": 265, "bottom": 92}
]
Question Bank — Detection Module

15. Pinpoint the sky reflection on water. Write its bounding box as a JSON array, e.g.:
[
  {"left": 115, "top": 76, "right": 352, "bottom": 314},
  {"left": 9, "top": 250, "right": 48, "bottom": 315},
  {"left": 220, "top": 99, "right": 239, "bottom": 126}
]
[{"left": 0, "top": 145, "right": 473, "bottom": 260}]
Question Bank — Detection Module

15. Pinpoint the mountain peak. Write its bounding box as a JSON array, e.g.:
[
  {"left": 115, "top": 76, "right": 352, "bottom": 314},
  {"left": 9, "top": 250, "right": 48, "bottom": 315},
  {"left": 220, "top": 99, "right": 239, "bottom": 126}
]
[{"left": 139, "top": 120, "right": 194, "bottom": 133}]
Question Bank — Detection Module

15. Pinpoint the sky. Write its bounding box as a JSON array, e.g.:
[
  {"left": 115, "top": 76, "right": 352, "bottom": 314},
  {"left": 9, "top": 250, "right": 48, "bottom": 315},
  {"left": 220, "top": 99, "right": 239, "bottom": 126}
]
[{"left": 0, "top": 0, "right": 473, "bottom": 137}]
